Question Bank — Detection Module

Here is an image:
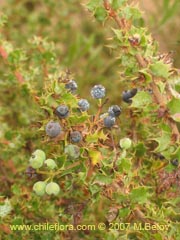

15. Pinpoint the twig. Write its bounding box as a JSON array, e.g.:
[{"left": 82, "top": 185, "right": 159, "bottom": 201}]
[
  {"left": 0, "top": 45, "right": 25, "bottom": 84},
  {"left": 135, "top": 54, "right": 179, "bottom": 140},
  {"left": 103, "top": 0, "right": 180, "bottom": 141},
  {"left": 103, "top": 0, "right": 126, "bottom": 29}
]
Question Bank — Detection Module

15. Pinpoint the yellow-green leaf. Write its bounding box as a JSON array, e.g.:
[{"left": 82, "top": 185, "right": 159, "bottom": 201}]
[{"left": 89, "top": 150, "right": 102, "bottom": 166}]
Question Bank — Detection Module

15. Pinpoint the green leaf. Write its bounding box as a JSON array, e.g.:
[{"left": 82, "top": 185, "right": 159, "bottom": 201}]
[
  {"left": 86, "top": 130, "right": 107, "bottom": 143},
  {"left": 122, "top": 6, "right": 142, "bottom": 20},
  {"left": 152, "top": 131, "right": 171, "bottom": 152},
  {"left": 119, "top": 207, "right": 130, "bottom": 218},
  {"left": 40, "top": 93, "right": 57, "bottom": 108},
  {"left": 56, "top": 155, "right": 67, "bottom": 168},
  {"left": 150, "top": 61, "right": 170, "bottom": 78},
  {"left": 134, "top": 142, "right": 146, "bottom": 157},
  {"left": 167, "top": 98, "right": 180, "bottom": 114},
  {"left": 171, "top": 113, "right": 180, "bottom": 122},
  {"left": 171, "top": 146, "right": 180, "bottom": 160},
  {"left": 86, "top": 132, "right": 99, "bottom": 143},
  {"left": 12, "top": 217, "right": 24, "bottom": 225},
  {"left": 89, "top": 184, "right": 100, "bottom": 195},
  {"left": 60, "top": 92, "right": 78, "bottom": 108},
  {"left": 93, "top": 174, "right": 113, "bottom": 185},
  {"left": 111, "top": 0, "right": 126, "bottom": 9},
  {"left": 53, "top": 82, "right": 65, "bottom": 95},
  {"left": 121, "top": 54, "right": 137, "bottom": 67},
  {"left": 89, "top": 150, "right": 102, "bottom": 165},
  {"left": 118, "top": 158, "right": 131, "bottom": 173},
  {"left": 157, "top": 81, "right": 166, "bottom": 93},
  {"left": 41, "top": 106, "right": 53, "bottom": 116},
  {"left": 112, "top": 28, "right": 123, "bottom": 41},
  {"left": 94, "top": 7, "right": 107, "bottom": 22},
  {"left": 11, "top": 184, "right": 21, "bottom": 195},
  {"left": 0, "top": 13, "right": 7, "bottom": 27},
  {"left": 130, "top": 187, "right": 150, "bottom": 204},
  {"left": 139, "top": 69, "right": 152, "bottom": 82},
  {"left": 86, "top": 0, "right": 102, "bottom": 11},
  {"left": 131, "top": 91, "right": 152, "bottom": 108},
  {"left": 8, "top": 49, "right": 27, "bottom": 65},
  {"left": 69, "top": 115, "right": 89, "bottom": 124},
  {"left": 42, "top": 51, "right": 55, "bottom": 63}
]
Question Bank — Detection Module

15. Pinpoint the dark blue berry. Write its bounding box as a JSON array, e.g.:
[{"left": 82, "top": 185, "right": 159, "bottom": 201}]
[
  {"left": 103, "top": 116, "right": 115, "bottom": 128},
  {"left": 55, "top": 105, "right": 69, "bottom": 118},
  {"left": 91, "top": 84, "right": 106, "bottom": 99},
  {"left": 122, "top": 88, "right": 137, "bottom": 103},
  {"left": 147, "top": 88, "right": 153, "bottom": 94},
  {"left": 45, "top": 121, "right": 61, "bottom": 137},
  {"left": 108, "top": 105, "right": 122, "bottom": 117},
  {"left": 78, "top": 99, "right": 90, "bottom": 111},
  {"left": 171, "top": 159, "right": 179, "bottom": 167},
  {"left": 25, "top": 166, "right": 37, "bottom": 179},
  {"left": 122, "top": 91, "right": 132, "bottom": 103},
  {"left": 70, "top": 131, "right": 82, "bottom": 143},
  {"left": 65, "top": 80, "right": 78, "bottom": 93},
  {"left": 153, "top": 153, "right": 165, "bottom": 160},
  {"left": 130, "top": 88, "right": 137, "bottom": 97}
]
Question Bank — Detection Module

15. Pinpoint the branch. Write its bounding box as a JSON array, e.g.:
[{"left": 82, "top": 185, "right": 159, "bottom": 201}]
[
  {"left": 103, "top": 0, "right": 126, "bottom": 29},
  {"left": 103, "top": 0, "right": 179, "bottom": 141},
  {"left": 0, "top": 45, "right": 8, "bottom": 60},
  {"left": 0, "top": 45, "right": 25, "bottom": 84}
]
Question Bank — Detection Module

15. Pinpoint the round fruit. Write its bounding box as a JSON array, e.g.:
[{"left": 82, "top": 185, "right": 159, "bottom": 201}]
[
  {"left": 25, "top": 166, "right": 37, "bottom": 179},
  {"left": 32, "top": 149, "right": 46, "bottom": 160},
  {"left": 45, "top": 121, "right": 61, "bottom": 138},
  {"left": 55, "top": 105, "right": 69, "bottom": 119},
  {"left": 78, "top": 99, "right": 90, "bottom": 111},
  {"left": 122, "top": 89, "right": 137, "bottom": 103},
  {"left": 33, "top": 181, "right": 47, "bottom": 196},
  {"left": 108, "top": 105, "right": 122, "bottom": 117},
  {"left": 29, "top": 149, "right": 46, "bottom": 169},
  {"left": 120, "top": 138, "right": 132, "bottom": 149},
  {"left": 45, "top": 182, "right": 60, "bottom": 196},
  {"left": 65, "top": 80, "right": 78, "bottom": 93},
  {"left": 44, "top": 159, "right": 57, "bottom": 170},
  {"left": 70, "top": 131, "right": 82, "bottom": 143},
  {"left": 122, "top": 90, "right": 133, "bottom": 103},
  {"left": 130, "top": 88, "right": 138, "bottom": 97},
  {"left": 65, "top": 144, "right": 80, "bottom": 159},
  {"left": 103, "top": 116, "right": 115, "bottom": 128},
  {"left": 29, "top": 158, "right": 44, "bottom": 169},
  {"left": 90, "top": 84, "right": 106, "bottom": 99},
  {"left": 171, "top": 159, "right": 179, "bottom": 167}
]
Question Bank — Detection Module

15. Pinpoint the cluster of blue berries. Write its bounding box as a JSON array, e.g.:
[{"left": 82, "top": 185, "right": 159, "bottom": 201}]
[
  {"left": 45, "top": 81, "right": 122, "bottom": 141},
  {"left": 31, "top": 79, "right": 125, "bottom": 197},
  {"left": 45, "top": 80, "right": 91, "bottom": 138},
  {"left": 90, "top": 84, "right": 122, "bottom": 128},
  {"left": 101, "top": 105, "right": 122, "bottom": 128}
]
